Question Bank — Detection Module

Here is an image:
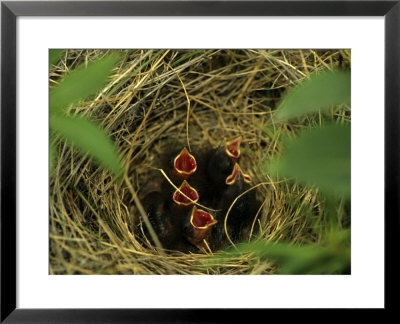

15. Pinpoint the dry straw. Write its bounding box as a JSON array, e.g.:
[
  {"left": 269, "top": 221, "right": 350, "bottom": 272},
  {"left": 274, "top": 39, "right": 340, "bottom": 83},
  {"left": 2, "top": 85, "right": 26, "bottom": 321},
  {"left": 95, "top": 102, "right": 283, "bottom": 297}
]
[{"left": 49, "top": 49, "right": 350, "bottom": 274}]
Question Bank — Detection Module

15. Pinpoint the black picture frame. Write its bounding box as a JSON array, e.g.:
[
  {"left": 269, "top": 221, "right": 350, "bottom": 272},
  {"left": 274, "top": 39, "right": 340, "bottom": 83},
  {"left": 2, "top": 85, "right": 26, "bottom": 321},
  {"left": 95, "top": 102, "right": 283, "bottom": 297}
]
[{"left": 1, "top": 0, "right": 398, "bottom": 321}]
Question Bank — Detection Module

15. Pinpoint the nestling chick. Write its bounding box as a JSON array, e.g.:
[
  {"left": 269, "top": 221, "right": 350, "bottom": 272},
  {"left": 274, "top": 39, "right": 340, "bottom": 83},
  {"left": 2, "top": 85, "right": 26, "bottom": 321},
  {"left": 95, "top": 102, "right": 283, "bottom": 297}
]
[
  {"left": 182, "top": 205, "right": 218, "bottom": 248},
  {"left": 139, "top": 190, "right": 179, "bottom": 250},
  {"left": 210, "top": 163, "right": 259, "bottom": 248},
  {"left": 138, "top": 137, "right": 259, "bottom": 253},
  {"left": 202, "top": 136, "right": 242, "bottom": 205},
  {"left": 159, "top": 146, "right": 199, "bottom": 201},
  {"left": 161, "top": 146, "right": 197, "bottom": 182},
  {"left": 225, "top": 136, "right": 242, "bottom": 160},
  {"left": 139, "top": 176, "right": 198, "bottom": 252}
]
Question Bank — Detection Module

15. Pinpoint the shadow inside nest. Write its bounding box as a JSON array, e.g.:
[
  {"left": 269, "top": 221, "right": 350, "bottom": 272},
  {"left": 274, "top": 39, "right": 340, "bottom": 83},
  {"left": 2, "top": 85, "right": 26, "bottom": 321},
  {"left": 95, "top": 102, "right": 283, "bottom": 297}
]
[{"left": 132, "top": 136, "right": 263, "bottom": 255}]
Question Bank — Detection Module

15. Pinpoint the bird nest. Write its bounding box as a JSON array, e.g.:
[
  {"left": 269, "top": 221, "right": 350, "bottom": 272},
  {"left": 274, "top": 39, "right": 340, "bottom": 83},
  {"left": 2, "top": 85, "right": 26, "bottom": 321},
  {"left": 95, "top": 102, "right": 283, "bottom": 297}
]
[{"left": 49, "top": 49, "right": 350, "bottom": 274}]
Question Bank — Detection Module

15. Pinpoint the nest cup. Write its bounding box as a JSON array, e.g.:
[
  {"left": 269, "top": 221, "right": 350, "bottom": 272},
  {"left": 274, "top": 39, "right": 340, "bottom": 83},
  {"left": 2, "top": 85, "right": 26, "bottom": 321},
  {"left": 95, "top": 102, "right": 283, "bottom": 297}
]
[{"left": 49, "top": 49, "right": 350, "bottom": 274}]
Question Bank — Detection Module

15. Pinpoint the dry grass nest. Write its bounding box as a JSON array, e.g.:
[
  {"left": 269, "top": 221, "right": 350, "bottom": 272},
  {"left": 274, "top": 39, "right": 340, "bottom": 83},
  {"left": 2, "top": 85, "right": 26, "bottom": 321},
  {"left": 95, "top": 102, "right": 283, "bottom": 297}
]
[{"left": 49, "top": 49, "right": 351, "bottom": 274}]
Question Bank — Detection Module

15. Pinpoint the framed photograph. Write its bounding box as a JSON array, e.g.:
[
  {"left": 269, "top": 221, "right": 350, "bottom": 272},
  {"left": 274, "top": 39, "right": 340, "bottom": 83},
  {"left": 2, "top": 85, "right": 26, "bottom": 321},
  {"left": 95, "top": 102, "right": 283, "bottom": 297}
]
[{"left": 1, "top": 0, "right": 397, "bottom": 321}]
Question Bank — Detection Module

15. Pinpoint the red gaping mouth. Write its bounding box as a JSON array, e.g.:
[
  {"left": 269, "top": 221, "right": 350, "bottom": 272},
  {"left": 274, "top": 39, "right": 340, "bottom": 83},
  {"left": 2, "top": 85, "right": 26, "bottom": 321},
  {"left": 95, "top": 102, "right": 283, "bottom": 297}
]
[
  {"left": 225, "top": 163, "right": 252, "bottom": 185},
  {"left": 190, "top": 206, "right": 217, "bottom": 229},
  {"left": 225, "top": 136, "right": 242, "bottom": 159},
  {"left": 173, "top": 147, "right": 197, "bottom": 176},
  {"left": 173, "top": 180, "right": 199, "bottom": 206}
]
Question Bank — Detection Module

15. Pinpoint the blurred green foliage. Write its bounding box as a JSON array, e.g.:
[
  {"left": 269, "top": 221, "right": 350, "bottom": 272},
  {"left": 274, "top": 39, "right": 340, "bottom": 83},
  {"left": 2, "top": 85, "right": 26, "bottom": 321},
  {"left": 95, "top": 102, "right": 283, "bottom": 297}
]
[
  {"left": 275, "top": 70, "right": 350, "bottom": 121},
  {"left": 49, "top": 141, "right": 56, "bottom": 171},
  {"left": 49, "top": 50, "right": 123, "bottom": 177},
  {"left": 50, "top": 115, "right": 122, "bottom": 176},
  {"left": 49, "top": 49, "right": 65, "bottom": 67},
  {"left": 50, "top": 52, "right": 119, "bottom": 114},
  {"left": 207, "top": 233, "right": 350, "bottom": 274},
  {"left": 268, "top": 123, "right": 350, "bottom": 197}
]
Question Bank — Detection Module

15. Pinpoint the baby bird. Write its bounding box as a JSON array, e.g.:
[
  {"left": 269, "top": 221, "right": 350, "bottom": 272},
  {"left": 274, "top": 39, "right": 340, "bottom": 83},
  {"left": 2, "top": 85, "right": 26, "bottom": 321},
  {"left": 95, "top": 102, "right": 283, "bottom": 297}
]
[
  {"left": 173, "top": 147, "right": 197, "bottom": 176},
  {"left": 225, "top": 136, "right": 242, "bottom": 160},
  {"left": 138, "top": 137, "right": 259, "bottom": 253},
  {"left": 139, "top": 191, "right": 177, "bottom": 249},
  {"left": 183, "top": 205, "right": 218, "bottom": 248},
  {"left": 200, "top": 136, "right": 243, "bottom": 206},
  {"left": 162, "top": 146, "right": 197, "bottom": 182},
  {"left": 160, "top": 146, "right": 199, "bottom": 201},
  {"left": 207, "top": 136, "right": 242, "bottom": 179},
  {"left": 210, "top": 163, "right": 258, "bottom": 248},
  {"left": 172, "top": 180, "right": 199, "bottom": 206},
  {"left": 139, "top": 176, "right": 197, "bottom": 252},
  {"left": 206, "top": 144, "right": 235, "bottom": 184},
  {"left": 138, "top": 176, "right": 176, "bottom": 248}
]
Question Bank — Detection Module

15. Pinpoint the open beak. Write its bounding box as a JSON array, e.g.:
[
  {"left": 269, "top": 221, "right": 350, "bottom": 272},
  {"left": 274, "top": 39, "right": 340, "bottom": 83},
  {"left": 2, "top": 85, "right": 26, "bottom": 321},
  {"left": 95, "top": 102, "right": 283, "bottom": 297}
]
[
  {"left": 173, "top": 147, "right": 197, "bottom": 176},
  {"left": 225, "top": 136, "right": 242, "bottom": 159},
  {"left": 190, "top": 206, "right": 218, "bottom": 229},
  {"left": 173, "top": 180, "right": 199, "bottom": 206},
  {"left": 225, "top": 163, "right": 252, "bottom": 185},
  {"left": 187, "top": 206, "right": 218, "bottom": 244}
]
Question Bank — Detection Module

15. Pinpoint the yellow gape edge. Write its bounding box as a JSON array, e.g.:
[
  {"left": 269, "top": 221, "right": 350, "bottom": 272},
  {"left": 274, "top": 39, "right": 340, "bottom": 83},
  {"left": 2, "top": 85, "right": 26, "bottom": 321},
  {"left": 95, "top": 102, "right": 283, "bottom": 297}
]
[
  {"left": 225, "top": 163, "right": 252, "bottom": 185},
  {"left": 225, "top": 136, "right": 242, "bottom": 159},
  {"left": 190, "top": 205, "right": 218, "bottom": 229},
  {"left": 173, "top": 147, "right": 197, "bottom": 176},
  {"left": 173, "top": 180, "right": 199, "bottom": 206}
]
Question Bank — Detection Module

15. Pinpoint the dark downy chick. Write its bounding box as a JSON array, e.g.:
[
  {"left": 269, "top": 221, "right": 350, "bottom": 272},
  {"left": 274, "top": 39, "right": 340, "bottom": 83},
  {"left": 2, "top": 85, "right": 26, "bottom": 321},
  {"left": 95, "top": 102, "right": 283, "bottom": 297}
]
[
  {"left": 201, "top": 136, "right": 242, "bottom": 205},
  {"left": 182, "top": 205, "right": 218, "bottom": 249},
  {"left": 161, "top": 146, "right": 197, "bottom": 183},
  {"left": 139, "top": 191, "right": 176, "bottom": 249},
  {"left": 195, "top": 145, "right": 234, "bottom": 207},
  {"left": 139, "top": 177, "right": 198, "bottom": 252},
  {"left": 160, "top": 146, "right": 199, "bottom": 201},
  {"left": 167, "top": 179, "right": 205, "bottom": 253},
  {"left": 225, "top": 136, "right": 242, "bottom": 160},
  {"left": 210, "top": 163, "right": 259, "bottom": 249},
  {"left": 138, "top": 175, "right": 177, "bottom": 249},
  {"left": 208, "top": 136, "right": 243, "bottom": 180}
]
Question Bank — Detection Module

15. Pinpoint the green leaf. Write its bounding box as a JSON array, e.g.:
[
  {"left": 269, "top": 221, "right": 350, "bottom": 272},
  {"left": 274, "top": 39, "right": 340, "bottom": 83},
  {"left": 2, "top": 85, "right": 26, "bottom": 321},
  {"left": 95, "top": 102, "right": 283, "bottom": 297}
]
[
  {"left": 205, "top": 240, "right": 350, "bottom": 274},
  {"left": 50, "top": 53, "right": 119, "bottom": 114},
  {"left": 275, "top": 70, "right": 351, "bottom": 121},
  {"left": 49, "top": 49, "right": 65, "bottom": 67},
  {"left": 49, "top": 140, "right": 56, "bottom": 171},
  {"left": 268, "top": 123, "right": 350, "bottom": 196},
  {"left": 50, "top": 115, "right": 122, "bottom": 176}
]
